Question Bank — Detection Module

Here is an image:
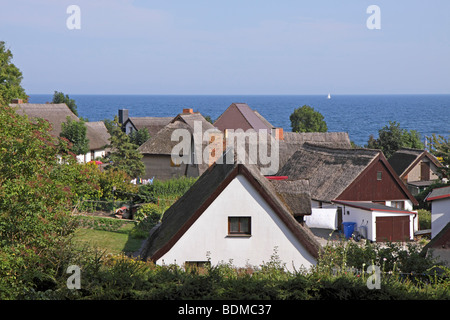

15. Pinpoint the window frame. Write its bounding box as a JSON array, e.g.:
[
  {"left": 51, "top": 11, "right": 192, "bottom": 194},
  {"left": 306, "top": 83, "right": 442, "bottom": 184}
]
[{"left": 227, "top": 216, "right": 252, "bottom": 236}]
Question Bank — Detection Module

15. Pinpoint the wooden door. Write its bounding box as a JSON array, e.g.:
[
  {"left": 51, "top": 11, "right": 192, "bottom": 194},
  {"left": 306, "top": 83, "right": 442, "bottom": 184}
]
[
  {"left": 420, "top": 162, "right": 430, "bottom": 181},
  {"left": 376, "top": 216, "right": 410, "bottom": 242}
]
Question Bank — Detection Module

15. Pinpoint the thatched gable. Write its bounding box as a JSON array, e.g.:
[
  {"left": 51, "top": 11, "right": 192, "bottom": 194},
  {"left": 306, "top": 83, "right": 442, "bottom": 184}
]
[
  {"left": 126, "top": 117, "right": 173, "bottom": 137},
  {"left": 11, "top": 103, "right": 110, "bottom": 152},
  {"left": 278, "top": 143, "right": 381, "bottom": 202},
  {"left": 11, "top": 103, "right": 78, "bottom": 137},
  {"left": 137, "top": 121, "right": 193, "bottom": 155},
  {"left": 84, "top": 121, "right": 110, "bottom": 151},
  {"left": 269, "top": 179, "right": 312, "bottom": 217},
  {"left": 140, "top": 162, "right": 322, "bottom": 262}
]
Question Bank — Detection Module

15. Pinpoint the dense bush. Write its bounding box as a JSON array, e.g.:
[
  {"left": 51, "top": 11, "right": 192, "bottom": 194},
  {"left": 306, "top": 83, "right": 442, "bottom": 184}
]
[
  {"left": 14, "top": 246, "right": 450, "bottom": 300},
  {"left": 137, "top": 176, "right": 198, "bottom": 204}
]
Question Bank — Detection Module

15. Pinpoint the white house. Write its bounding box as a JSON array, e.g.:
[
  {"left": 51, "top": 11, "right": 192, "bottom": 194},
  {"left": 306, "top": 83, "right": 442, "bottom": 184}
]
[
  {"left": 139, "top": 163, "right": 322, "bottom": 272},
  {"left": 10, "top": 102, "right": 110, "bottom": 164},
  {"left": 426, "top": 186, "right": 450, "bottom": 239},
  {"left": 333, "top": 200, "right": 418, "bottom": 242}
]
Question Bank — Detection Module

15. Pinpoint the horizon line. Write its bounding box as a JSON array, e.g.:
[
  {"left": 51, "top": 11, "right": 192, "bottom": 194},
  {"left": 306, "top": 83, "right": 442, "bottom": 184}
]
[{"left": 26, "top": 92, "right": 450, "bottom": 96}]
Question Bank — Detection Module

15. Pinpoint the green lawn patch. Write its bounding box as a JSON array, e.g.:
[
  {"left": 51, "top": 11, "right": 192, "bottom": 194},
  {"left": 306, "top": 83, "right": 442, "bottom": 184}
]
[{"left": 72, "top": 216, "right": 144, "bottom": 255}]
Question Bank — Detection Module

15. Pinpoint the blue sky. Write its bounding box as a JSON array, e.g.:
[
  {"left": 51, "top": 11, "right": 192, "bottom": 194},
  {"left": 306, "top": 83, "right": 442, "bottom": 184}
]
[{"left": 1, "top": 0, "right": 449, "bottom": 95}]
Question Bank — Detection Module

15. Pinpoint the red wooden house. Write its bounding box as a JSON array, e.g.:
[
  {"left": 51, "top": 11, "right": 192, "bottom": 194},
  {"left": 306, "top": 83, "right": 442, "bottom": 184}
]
[{"left": 278, "top": 143, "right": 419, "bottom": 242}]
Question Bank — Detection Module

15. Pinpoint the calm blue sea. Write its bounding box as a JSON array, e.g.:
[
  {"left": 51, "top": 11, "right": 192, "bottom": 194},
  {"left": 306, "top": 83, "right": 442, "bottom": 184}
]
[{"left": 28, "top": 94, "right": 450, "bottom": 147}]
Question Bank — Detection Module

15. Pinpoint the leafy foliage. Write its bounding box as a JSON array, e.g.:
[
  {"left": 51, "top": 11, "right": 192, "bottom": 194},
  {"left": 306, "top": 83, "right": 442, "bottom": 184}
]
[
  {"left": 129, "top": 128, "right": 150, "bottom": 146},
  {"left": 104, "top": 117, "right": 145, "bottom": 178},
  {"left": 0, "top": 41, "right": 28, "bottom": 106},
  {"left": 60, "top": 116, "right": 90, "bottom": 155},
  {"left": 52, "top": 91, "right": 78, "bottom": 116},
  {"left": 366, "top": 121, "right": 424, "bottom": 159},
  {"left": 290, "top": 105, "right": 328, "bottom": 133},
  {"left": 427, "top": 133, "right": 450, "bottom": 178},
  {"left": 137, "top": 176, "right": 198, "bottom": 204}
]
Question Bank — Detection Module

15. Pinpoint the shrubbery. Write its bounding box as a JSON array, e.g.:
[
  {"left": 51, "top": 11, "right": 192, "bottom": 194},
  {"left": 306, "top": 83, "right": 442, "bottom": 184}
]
[{"left": 13, "top": 242, "right": 450, "bottom": 300}]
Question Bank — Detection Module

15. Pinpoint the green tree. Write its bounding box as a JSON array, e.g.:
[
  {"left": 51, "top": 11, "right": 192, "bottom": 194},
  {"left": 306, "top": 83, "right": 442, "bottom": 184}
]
[
  {"left": 129, "top": 128, "right": 151, "bottom": 146},
  {"left": 427, "top": 133, "right": 450, "bottom": 178},
  {"left": 290, "top": 105, "right": 328, "bottom": 133},
  {"left": 60, "top": 116, "right": 90, "bottom": 155},
  {"left": 0, "top": 41, "right": 28, "bottom": 105},
  {"left": 204, "top": 115, "right": 214, "bottom": 124},
  {"left": 0, "top": 104, "right": 75, "bottom": 250},
  {"left": 105, "top": 118, "right": 145, "bottom": 178},
  {"left": 52, "top": 91, "right": 78, "bottom": 116},
  {"left": 366, "top": 121, "right": 424, "bottom": 159}
]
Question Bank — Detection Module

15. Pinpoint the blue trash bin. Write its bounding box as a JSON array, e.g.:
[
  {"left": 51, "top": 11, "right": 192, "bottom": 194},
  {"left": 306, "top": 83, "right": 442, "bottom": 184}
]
[{"left": 342, "top": 222, "right": 357, "bottom": 239}]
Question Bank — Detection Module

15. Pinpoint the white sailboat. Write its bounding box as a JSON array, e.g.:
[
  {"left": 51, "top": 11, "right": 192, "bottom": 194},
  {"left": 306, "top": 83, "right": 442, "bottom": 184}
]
[{"left": 327, "top": 93, "right": 331, "bottom": 99}]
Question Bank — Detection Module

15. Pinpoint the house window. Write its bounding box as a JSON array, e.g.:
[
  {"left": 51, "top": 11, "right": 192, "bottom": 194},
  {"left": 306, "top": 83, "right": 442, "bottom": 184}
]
[
  {"left": 228, "top": 217, "right": 251, "bottom": 236},
  {"left": 391, "top": 201, "right": 404, "bottom": 209},
  {"left": 185, "top": 261, "right": 211, "bottom": 271},
  {"left": 377, "top": 171, "right": 382, "bottom": 180}
]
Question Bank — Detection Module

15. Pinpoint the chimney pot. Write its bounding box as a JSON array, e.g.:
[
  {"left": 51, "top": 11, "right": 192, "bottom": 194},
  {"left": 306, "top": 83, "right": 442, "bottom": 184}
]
[
  {"left": 275, "top": 128, "right": 284, "bottom": 140},
  {"left": 183, "top": 108, "right": 194, "bottom": 114}
]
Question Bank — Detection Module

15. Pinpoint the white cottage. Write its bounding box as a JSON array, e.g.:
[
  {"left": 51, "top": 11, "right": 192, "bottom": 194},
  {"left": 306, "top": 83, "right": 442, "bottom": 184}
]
[
  {"left": 140, "top": 163, "right": 322, "bottom": 272},
  {"left": 11, "top": 103, "right": 110, "bottom": 163}
]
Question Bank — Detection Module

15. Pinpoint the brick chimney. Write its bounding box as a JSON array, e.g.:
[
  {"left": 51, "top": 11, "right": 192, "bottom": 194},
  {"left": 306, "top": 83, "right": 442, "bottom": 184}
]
[
  {"left": 183, "top": 108, "right": 194, "bottom": 114},
  {"left": 118, "top": 109, "right": 129, "bottom": 125},
  {"left": 11, "top": 98, "right": 23, "bottom": 104},
  {"left": 275, "top": 128, "right": 284, "bottom": 140}
]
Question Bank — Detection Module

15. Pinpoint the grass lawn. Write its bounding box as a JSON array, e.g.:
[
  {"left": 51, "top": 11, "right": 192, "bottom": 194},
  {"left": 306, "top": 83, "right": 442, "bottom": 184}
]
[{"left": 72, "top": 216, "right": 144, "bottom": 255}]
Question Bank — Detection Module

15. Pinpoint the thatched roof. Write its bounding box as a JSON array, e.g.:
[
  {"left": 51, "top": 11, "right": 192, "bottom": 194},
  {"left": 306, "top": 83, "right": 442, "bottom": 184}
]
[
  {"left": 171, "top": 112, "right": 217, "bottom": 132},
  {"left": 126, "top": 117, "right": 173, "bottom": 137},
  {"left": 278, "top": 143, "right": 381, "bottom": 202},
  {"left": 388, "top": 148, "right": 443, "bottom": 177},
  {"left": 138, "top": 121, "right": 193, "bottom": 155},
  {"left": 213, "top": 103, "right": 274, "bottom": 132},
  {"left": 278, "top": 132, "right": 352, "bottom": 169},
  {"left": 269, "top": 179, "right": 312, "bottom": 217},
  {"left": 11, "top": 103, "right": 78, "bottom": 137},
  {"left": 140, "top": 162, "right": 322, "bottom": 262},
  {"left": 138, "top": 111, "right": 222, "bottom": 174},
  {"left": 11, "top": 103, "right": 110, "bottom": 151},
  {"left": 84, "top": 121, "right": 111, "bottom": 151}
]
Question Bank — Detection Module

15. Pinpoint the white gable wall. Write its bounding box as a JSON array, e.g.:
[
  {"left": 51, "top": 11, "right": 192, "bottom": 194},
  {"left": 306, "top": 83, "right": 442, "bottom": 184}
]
[
  {"left": 156, "top": 174, "right": 317, "bottom": 272},
  {"left": 431, "top": 198, "right": 450, "bottom": 238}
]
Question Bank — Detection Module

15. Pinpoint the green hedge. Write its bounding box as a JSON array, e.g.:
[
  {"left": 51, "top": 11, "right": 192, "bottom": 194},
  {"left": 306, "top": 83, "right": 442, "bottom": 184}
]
[{"left": 7, "top": 241, "right": 449, "bottom": 300}]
